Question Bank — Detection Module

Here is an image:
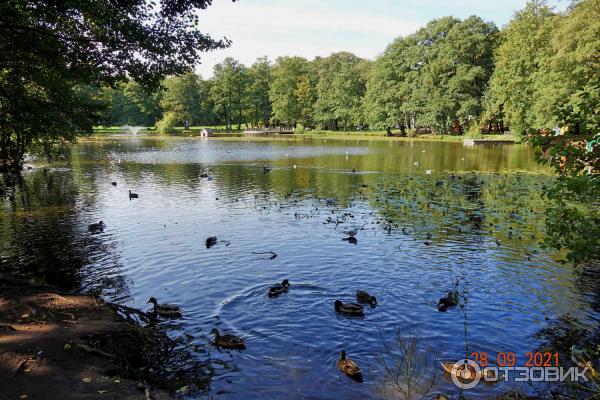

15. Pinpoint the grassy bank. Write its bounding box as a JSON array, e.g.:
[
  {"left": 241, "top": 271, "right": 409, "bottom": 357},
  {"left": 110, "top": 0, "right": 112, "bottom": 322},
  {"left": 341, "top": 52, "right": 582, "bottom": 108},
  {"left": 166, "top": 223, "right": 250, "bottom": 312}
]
[{"left": 88, "top": 127, "right": 519, "bottom": 143}]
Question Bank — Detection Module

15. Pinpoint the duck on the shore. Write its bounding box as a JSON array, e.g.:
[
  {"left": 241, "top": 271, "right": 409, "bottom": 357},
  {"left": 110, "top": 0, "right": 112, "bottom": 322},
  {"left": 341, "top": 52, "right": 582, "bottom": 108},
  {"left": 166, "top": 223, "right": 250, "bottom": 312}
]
[
  {"left": 128, "top": 190, "right": 139, "bottom": 199},
  {"left": 88, "top": 221, "right": 105, "bottom": 233},
  {"left": 147, "top": 297, "right": 181, "bottom": 318},
  {"left": 268, "top": 279, "right": 290, "bottom": 297},
  {"left": 210, "top": 328, "right": 245, "bottom": 349},
  {"left": 337, "top": 350, "right": 363, "bottom": 382},
  {"left": 334, "top": 300, "right": 364, "bottom": 316},
  {"left": 356, "top": 290, "right": 377, "bottom": 306},
  {"left": 437, "top": 290, "right": 459, "bottom": 312}
]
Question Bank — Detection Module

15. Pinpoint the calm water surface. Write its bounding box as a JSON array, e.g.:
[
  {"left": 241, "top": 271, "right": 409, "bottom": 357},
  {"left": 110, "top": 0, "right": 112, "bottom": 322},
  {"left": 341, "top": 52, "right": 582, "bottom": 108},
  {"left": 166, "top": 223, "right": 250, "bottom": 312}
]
[{"left": 1, "top": 137, "right": 599, "bottom": 399}]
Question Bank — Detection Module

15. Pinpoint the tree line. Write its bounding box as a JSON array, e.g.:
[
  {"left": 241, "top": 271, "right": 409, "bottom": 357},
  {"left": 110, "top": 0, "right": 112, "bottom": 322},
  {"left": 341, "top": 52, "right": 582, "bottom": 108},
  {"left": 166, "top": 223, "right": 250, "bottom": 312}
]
[{"left": 99, "top": 0, "right": 598, "bottom": 140}]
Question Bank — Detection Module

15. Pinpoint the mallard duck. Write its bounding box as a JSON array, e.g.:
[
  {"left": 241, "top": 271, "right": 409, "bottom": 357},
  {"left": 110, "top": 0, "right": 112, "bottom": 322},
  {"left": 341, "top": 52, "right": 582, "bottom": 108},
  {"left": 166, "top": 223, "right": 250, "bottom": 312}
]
[
  {"left": 147, "top": 297, "right": 181, "bottom": 318},
  {"left": 88, "top": 221, "right": 105, "bottom": 233},
  {"left": 334, "top": 300, "right": 364, "bottom": 316},
  {"left": 437, "top": 290, "right": 459, "bottom": 312},
  {"left": 210, "top": 328, "right": 245, "bottom": 349},
  {"left": 356, "top": 290, "right": 377, "bottom": 306},
  {"left": 128, "top": 190, "right": 139, "bottom": 199},
  {"left": 337, "top": 350, "right": 362, "bottom": 382},
  {"left": 440, "top": 361, "right": 498, "bottom": 382},
  {"left": 441, "top": 361, "right": 478, "bottom": 380},
  {"left": 206, "top": 236, "right": 217, "bottom": 248},
  {"left": 268, "top": 279, "right": 290, "bottom": 297}
]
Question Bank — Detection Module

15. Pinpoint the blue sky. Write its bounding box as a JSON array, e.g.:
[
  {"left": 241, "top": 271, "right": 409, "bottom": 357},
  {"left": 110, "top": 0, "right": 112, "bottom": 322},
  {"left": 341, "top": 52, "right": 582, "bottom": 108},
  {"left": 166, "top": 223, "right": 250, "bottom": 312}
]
[{"left": 196, "top": 0, "right": 568, "bottom": 77}]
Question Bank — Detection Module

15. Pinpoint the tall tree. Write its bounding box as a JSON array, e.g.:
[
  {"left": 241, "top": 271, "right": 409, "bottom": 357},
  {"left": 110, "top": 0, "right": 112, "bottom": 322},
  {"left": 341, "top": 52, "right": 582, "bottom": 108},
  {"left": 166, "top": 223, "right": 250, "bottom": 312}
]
[
  {"left": 0, "top": 0, "right": 232, "bottom": 171},
  {"left": 486, "top": 1, "right": 555, "bottom": 137},
  {"left": 314, "top": 52, "right": 367, "bottom": 130},
  {"left": 210, "top": 58, "right": 248, "bottom": 131},
  {"left": 269, "top": 57, "right": 312, "bottom": 127},
  {"left": 158, "top": 72, "right": 202, "bottom": 132},
  {"left": 245, "top": 57, "right": 272, "bottom": 128}
]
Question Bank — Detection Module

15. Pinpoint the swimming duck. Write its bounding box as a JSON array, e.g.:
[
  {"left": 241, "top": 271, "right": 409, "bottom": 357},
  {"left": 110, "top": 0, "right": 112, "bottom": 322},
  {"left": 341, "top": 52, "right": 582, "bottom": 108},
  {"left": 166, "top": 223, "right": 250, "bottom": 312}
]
[
  {"left": 88, "top": 221, "right": 105, "bottom": 233},
  {"left": 268, "top": 279, "right": 290, "bottom": 297},
  {"left": 147, "top": 297, "right": 181, "bottom": 318},
  {"left": 210, "top": 328, "right": 245, "bottom": 349},
  {"left": 356, "top": 290, "right": 377, "bottom": 306},
  {"left": 440, "top": 361, "right": 499, "bottom": 382},
  {"left": 342, "top": 236, "right": 358, "bottom": 245},
  {"left": 344, "top": 228, "right": 358, "bottom": 237},
  {"left": 337, "top": 350, "right": 363, "bottom": 382},
  {"left": 334, "top": 300, "right": 364, "bottom": 316},
  {"left": 263, "top": 165, "right": 271, "bottom": 173},
  {"left": 437, "top": 290, "right": 459, "bottom": 312},
  {"left": 206, "top": 236, "right": 217, "bottom": 248},
  {"left": 128, "top": 190, "right": 139, "bottom": 199},
  {"left": 111, "top": 181, "right": 117, "bottom": 186}
]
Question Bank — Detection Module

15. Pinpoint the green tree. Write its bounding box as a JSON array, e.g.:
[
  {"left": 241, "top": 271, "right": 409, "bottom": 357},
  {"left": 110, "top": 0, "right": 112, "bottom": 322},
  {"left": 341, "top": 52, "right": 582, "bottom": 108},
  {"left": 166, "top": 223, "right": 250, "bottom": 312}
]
[
  {"left": 246, "top": 57, "right": 272, "bottom": 128},
  {"left": 314, "top": 52, "right": 367, "bottom": 130},
  {"left": 211, "top": 58, "right": 248, "bottom": 130},
  {"left": 526, "top": 0, "right": 600, "bottom": 264},
  {"left": 486, "top": 1, "right": 555, "bottom": 137},
  {"left": 269, "top": 57, "right": 312, "bottom": 127},
  {"left": 158, "top": 72, "right": 202, "bottom": 132},
  {"left": 0, "top": 0, "right": 230, "bottom": 172},
  {"left": 123, "top": 81, "right": 161, "bottom": 126}
]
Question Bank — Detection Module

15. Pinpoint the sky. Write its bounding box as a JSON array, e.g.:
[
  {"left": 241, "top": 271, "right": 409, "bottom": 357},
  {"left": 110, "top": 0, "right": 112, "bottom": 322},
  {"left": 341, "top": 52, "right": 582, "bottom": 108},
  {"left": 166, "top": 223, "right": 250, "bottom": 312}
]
[{"left": 195, "top": 0, "right": 568, "bottom": 78}]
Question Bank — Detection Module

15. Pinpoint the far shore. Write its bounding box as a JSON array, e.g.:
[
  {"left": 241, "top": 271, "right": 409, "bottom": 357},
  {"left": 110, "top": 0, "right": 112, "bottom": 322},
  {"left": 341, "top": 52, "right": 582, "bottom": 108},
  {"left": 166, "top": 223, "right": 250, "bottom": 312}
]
[{"left": 86, "top": 129, "right": 520, "bottom": 144}]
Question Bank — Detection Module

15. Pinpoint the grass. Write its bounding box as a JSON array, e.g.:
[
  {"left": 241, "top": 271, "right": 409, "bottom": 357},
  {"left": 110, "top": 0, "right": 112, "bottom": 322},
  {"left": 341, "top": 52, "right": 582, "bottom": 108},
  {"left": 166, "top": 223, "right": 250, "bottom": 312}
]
[{"left": 89, "top": 126, "right": 520, "bottom": 143}]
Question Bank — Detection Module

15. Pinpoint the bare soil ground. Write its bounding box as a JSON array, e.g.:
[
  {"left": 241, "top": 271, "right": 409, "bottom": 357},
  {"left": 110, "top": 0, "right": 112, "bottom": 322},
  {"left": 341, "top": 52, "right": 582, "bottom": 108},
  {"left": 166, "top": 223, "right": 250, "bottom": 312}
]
[{"left": 0, "top": 275, "right": 172, "bottom": 400}]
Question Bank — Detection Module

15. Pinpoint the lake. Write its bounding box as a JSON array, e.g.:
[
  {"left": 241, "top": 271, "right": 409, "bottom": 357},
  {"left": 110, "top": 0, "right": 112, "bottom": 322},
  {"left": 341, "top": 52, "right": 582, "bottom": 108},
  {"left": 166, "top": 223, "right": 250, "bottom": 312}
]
[{"left": 1, "top": 137, "right": 598, "bottom": 399}]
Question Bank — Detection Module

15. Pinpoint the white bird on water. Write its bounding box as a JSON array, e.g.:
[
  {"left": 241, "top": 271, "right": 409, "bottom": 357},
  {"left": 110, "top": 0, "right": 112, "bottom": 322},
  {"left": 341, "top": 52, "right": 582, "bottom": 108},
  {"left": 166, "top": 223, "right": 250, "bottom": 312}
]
[{"left": 426, "top": 170, "right": 432, "bottom": 175}]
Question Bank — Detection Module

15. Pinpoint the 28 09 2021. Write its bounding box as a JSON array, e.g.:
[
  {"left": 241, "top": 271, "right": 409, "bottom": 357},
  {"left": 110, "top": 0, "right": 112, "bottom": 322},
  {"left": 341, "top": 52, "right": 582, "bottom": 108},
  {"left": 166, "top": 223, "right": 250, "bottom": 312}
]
[{"left": 469, "top": 351, "right": 560, "bottom": 367}]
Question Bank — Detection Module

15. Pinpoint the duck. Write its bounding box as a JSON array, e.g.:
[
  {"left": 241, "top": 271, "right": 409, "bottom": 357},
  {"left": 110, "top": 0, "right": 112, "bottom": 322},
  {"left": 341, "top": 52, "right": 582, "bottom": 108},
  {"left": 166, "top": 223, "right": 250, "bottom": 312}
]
[
  {"left": 440, "top": 361, "right": 499, "bottom": 382},
  {"left": 356, "top": 290, "right": 377, "bottom": 306},
  {"left": 206, "top": 236, "right": 217, "bottom": 248},
  {"left": 342, "top": 236, "right": 358, "bottom": 245},
  {"left": 111, "top": 181, "right": 117, "bottom": 186},
  {"left": 210, "top": 328, "right": 245, "bottom": 349},
  {"left": 437, "top": 290, "right": 459, "bottom": 312},
  {"left": 147, "top": 297, "right": 181, "bottom": 318},
  {"left": 88, "top": 221, "right": 105, "bottom": 233},
  {"left": 268, "top": 279, "right": 290, "bottom": 297},
  {"left": 334, "top": 300, "right": 364, "bottom": 316},
  {"left": 344, "top": 228, "right": 358, "bottom": 237},
  {"left": 337, "top": 350, "right": 363, "bottom": 382},
  {"left": 263, "top": 165, "right": 271, "bottom": 173},
  {"left": 128, "top": 190, "right": 139, "bottom": 199}
]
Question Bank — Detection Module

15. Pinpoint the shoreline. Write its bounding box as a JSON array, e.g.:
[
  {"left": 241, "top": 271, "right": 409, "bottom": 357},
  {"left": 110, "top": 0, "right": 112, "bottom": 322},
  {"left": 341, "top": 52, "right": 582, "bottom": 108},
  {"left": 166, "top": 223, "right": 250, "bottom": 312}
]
[
  {"left": 0, "top": 275, "right": 184, "bottom": 399},
  {"left": 84, "top": 131, "right": 521, "bottom": 144}
]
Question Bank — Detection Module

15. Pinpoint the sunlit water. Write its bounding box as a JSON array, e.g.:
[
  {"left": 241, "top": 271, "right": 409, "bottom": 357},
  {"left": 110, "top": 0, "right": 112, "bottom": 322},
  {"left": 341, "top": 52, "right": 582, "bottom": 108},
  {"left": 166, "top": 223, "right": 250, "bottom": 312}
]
[{"left": 1, "top": 137, "right": 599, "bottom": 399}]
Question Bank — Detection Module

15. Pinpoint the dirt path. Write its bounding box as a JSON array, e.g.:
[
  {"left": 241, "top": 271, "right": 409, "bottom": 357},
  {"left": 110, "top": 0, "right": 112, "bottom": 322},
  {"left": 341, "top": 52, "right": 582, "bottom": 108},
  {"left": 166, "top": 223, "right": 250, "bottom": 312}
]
[{"left": 0, "top": 276, "right": 172, "bottom": 399}]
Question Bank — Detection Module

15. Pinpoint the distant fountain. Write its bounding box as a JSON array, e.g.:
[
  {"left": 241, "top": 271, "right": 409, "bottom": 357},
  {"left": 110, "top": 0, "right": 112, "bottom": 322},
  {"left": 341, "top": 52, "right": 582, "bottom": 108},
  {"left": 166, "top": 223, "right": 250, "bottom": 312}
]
[{"left": 121, "top": 125, "right": 145, "bottom": 135}]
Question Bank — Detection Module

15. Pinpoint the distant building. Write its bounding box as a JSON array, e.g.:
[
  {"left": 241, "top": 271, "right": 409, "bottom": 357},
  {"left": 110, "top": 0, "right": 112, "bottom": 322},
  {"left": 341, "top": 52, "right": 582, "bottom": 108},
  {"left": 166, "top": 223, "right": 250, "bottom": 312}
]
[{"left": 201, "top": 128, "right": 214, "bottom": 137}]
